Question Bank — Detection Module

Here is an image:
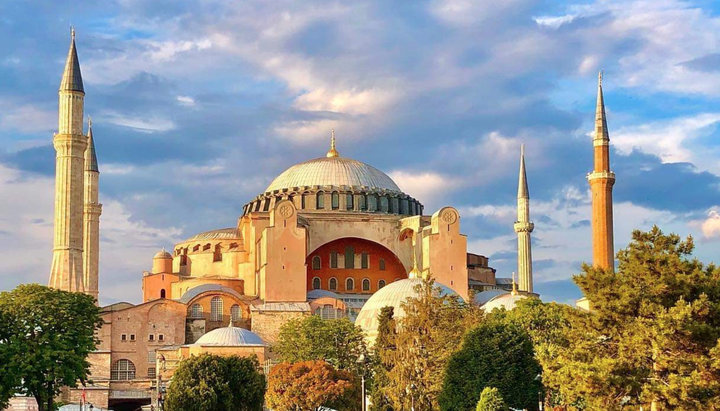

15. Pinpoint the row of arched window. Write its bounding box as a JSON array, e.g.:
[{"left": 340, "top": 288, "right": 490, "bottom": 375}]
[
  {"left": 311, "top": 276, "right": 387, "bottom": 292},
  {"left": 176, "top": 243, "right": 239, "bottom": 266},
  {"left": 245, "top": 191, "right": 422, "bottom": 216},
  {"left": 311, "top": 253, "right": 385, "bottom": 270},
  {"left": 187, "top": 297, "right": 243, "bottom": 322}
]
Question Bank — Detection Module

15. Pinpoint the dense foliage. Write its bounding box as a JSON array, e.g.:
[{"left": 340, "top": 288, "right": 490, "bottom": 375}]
[
  {"left": 274, "top": 315, "right": 368, "bottom": 374},
  {"left": 369, "top": 306, "right": 395, "bottom": 411},
  {"left": 544, "top": 226, "right": 720, "bottom": 409},
  {"left": 164, "top": 353, "right": 265, "bottom": 411},
  {"left": 476, "top": 387, "right": 507, "bottom": 411},
  {"left": 439, "top": 321, "right": 541, "bottom": 410},
  {"left": 374, "top": 278, "right": 482, "bottom": 410},
  {"left": 0, "top": 284, "right": 102, "bottom": 411},
  {"left": 266, "top": 360, "right": 359, "bottom": 410}
]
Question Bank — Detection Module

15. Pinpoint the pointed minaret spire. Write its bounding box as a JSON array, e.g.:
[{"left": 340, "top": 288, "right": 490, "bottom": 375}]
[
  {"left": 514, "top": 144, "right": 534, "bottom": 293},
  {"left": 326, "top": 129, "right": 339, "bottom": 157},
  {"left": 85, "top": 117, "right": 99, "bottom": 172},
  {"left": 60, "top": 27, "right": 84, "bottom": 93},
  {"left": 588, "top": 71, "right": 615, "bottom": 271}
]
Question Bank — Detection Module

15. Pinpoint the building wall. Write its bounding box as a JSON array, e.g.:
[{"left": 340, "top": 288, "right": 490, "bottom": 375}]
[
  {"left": 422, "top": 207, "right": 469, "bottom": 300},
  {"left": 250, "top": 309, "right": 309, "bottom": 346},
  {"left": 260, "top": 201, "right": 307, "bottom": 302},
  {"left": 184, "top": 292, "right": 252, "bottom": 342},
  {"left": 142, "top": 272, "right": 180, "bottom": 302},
  {"left": 306, "top": 237, "right": 407, "bottom": 294},
  {"left": 170, "top": 277, "right": 244, "bottom": 301}
]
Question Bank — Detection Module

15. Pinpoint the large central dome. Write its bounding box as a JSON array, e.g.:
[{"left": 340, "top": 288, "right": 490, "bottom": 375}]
[{"left": 265, "top": 156, "right": 401, "bottom": 193}]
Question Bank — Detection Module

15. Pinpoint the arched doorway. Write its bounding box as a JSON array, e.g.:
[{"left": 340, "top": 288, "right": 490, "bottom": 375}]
[{"left": 306, "top": 237, "right": 407, "bottom": 294}]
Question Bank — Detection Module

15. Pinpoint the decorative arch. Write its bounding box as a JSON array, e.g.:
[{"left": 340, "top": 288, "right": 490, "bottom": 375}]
[
  {"left": 305, "top": 237, "right": 407, "bottom": 294},
  {"left": 111, "top": 359, "right": 136, "bottom": 380}
]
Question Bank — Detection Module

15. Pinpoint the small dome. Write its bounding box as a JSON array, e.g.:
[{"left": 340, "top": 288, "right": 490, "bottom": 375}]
[
  {"left": 481, "top": 293, "right": 528, "bottom": 312},
  {"left": 194, "top": 324, "right": 265, "bottom": 346},
  {"left": 307, "top": 289, "right": 341, "bottom": 300},
  {"left": 153, "top": 250, "right": 172, "bottom": 259},
  {"left": 265, "top": 156, "right": 402, "bottom": 194},
  {"left": 472, "top": 289, "right": 507, "bottom": 306},
  {"left": 355, "top": 278, "right": 459, "bottom": 343}
]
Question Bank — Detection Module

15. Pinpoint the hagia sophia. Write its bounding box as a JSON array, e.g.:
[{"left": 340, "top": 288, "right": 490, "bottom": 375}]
[{"left": 33, "top": 31, "right": 614, "bottom": 409}]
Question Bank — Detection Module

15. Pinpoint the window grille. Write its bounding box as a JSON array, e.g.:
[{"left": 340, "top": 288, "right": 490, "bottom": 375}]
[
  {"left": 111, "top": 359, "right": 136, "bottom": 381},
  {"left": 362, "top": 278, "right": 370, "bottom": 291},
  {"left": 190, "top": 304, "right": 203, "bottom": 318},
  {"left": 346, "top": 278, "right": 355, "bottom": 291},
  {"left": 231, "top": 304, "right": 241, "bottom": 322},
  {"left": 329, "top": 278, "right": 338, "bottom": 290},
  {"left": 210, "top": 296, "right": 223, "bottom": 321},
  {"left": 312, "top": 277, "right": 321, "bottom": 290}
]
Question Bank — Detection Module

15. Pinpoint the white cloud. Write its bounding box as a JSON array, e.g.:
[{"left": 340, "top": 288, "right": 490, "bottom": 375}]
[
  {"left": 699, "top": 208, "right": 720, "bottom": 240},
  {"left": 612, "top": 113, "right": 720, "bottom": 174},
  {"left": 0, "top": 100, "right": 55, "bottom": 134},
  {"left": 100, "top": 111, "right": 176, "bottom": 133},
  {"left": 176, "top": 95, "right": 195, "bottom": 106},
  {"left": 0, "top": 164, "right": 182, "bottom": 305},
  {"left": 388, "top": 170, "right": 461, "bottom": 210}
]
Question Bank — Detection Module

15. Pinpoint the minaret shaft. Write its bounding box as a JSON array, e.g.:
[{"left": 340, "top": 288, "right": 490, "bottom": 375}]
[
  {"left": 49, "top": 31, "right": 87, "bottom": 293},
  {"left": 514, "top": 146, "right": 534, "bottom": 293},
  {"left": 83, "top": 122, "right": 101, "bottom": 301},
  {"left": 588, "top": 72, "right": 615, "bottom": 271}
]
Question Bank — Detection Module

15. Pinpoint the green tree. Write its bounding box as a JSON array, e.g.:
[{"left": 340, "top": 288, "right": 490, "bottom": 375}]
[
  {"left": 476, "top": 387, "right": 507, "bottom": 411},
  {"left": 439, "top": 321, "right": 541, "bottom": 410},
  {"left": 273, "top": 315, "right": 368, "bottom": 374},
  {"left": 369, "top": 306, "right": 395, "bottom": 411},
  {"left": 383, "top": 277, "right": 482, "bottom": 410},
  {"left": 0, "top": 284, "right": 102, "bottom": 411},
  {"left": 265, "top": 360, "right": 359, "bottom": 411},
  {"left": 164, "top": 353, "right": 265, "bottom": 411},
  {"left": 544, "top": 226, "right": 720, "bottom": 409}
]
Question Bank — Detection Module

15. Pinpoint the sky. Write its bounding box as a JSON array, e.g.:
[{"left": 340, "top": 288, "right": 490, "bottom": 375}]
[{"left": 0, "top": 0, "right": 719, "bottom": 306}]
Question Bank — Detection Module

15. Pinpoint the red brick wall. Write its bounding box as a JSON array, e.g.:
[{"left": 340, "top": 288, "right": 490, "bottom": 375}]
[{"left": 306, "top": 238, "right": 407, "bottom": 294}]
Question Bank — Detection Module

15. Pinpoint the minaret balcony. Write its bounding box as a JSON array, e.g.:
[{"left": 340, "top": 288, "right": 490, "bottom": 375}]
[
  {"left": 587, "top": 171, "right": 615, "bottom": 182},
  {"left": 514, "top": 221, "right": 534, "bottom": 233}
]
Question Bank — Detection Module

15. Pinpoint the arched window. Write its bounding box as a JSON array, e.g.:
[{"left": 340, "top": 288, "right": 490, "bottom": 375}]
[
  {"left": 210, "top": 296, "right": 223, "bottom": 321},
  {"left": 312, "top": 255, "right": 321, "bottom": 270},
  {"left": 231, "top": 304, "right": 241, "bottom": 322},
  {"left": 400, "top": 199, "right": 409, "bottom": 215},
  {"left": 190, "top": 304, "right": 203, "bottom": 318},
  {"left": 213, "top": 244, "right": 222, "bottom": 262},
  {"left": 331, "top": 192, "right": 339, "bottom": 210},
  {"left": 367, "top": 195, "right": 377, "bottom": 212},
  {"left": 345, "top": 246, "right": 355, "bottom": 269},
  {"left": 391, "top": 197, "right": 399, "bottom": 214},
  {"left": 301, "top": 193, "right": 307, "bottom": 209},
  {"left": 316, "top": 191, "right": 325, "bottom": 209},
  {"left": 346, "top": 194, "right": 354, "bottom": 210},
  {"left": 362, "top": 278, "right": 370, "bottom": 291},
  {"left": 111, "top": 359, "right": 136, "bottom": 381},
  {"left": 380, "top": 196, "right": 389, "bottom": 212},
  {"left": 378, "top": 279, "right": 386, "bottom": 289},
  {"left": 359, "top": 195, "right": 366, "bottom": 211},
  {"left": 346, "top": 278, "right": 355, "bottom": 291},
  {"left": 329, "top": 277, "right": 338, "bottom": 291},
  {"left": 330, "top": 252, "right": 338, "bottom": 268},
  {"left": 379, "top": 258, "right": 386, "bottom": 270},
  {"left": 312, "top": 277, "right": 321, "bottom": 290},
  {"left": 160, "top": 289, "right": 166, "bottom": 299}
]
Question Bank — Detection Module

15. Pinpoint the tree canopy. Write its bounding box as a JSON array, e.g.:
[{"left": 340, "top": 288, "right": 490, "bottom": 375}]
[
  {"left": 476, "top": 387, "right": 507, "bottom": 411},
  {"left": 164, "top": 353, "right": 265, "bottom": 411},
  {"left": 376, "top": 277, "right": 482, "bottom": 410},
  {"left": 265, "top": 360, "right": 359, "bottom": 411},
  {"left": 439, "top": 321, "right": 541, "bottom": 410},
  {"left": 544, "top": 226, "right": 720, "bottom": 409},
  {"left": 273, "top": 315, "right": 368, "bottom": 374},
  {"left": 369, "top": 306, "right": 395, "bottom": 411},
  {"left": 0, "top": 284, "right": 102, "bottom": 411}
]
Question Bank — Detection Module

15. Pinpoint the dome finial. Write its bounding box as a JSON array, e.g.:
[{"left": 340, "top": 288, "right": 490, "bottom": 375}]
[{"left": 326, "top": 129, "right": 339, "bottom": 158}]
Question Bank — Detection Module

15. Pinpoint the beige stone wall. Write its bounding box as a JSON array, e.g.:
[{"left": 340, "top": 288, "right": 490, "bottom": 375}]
[
  {"left": 422, "top": 207, "right": 469, "bottom": 300},
  {"left": 260, "top": 201, "right": 307, "bottom": 302},
  {"left": 250, "top": 309, "right": 309, "bottom": 346}
]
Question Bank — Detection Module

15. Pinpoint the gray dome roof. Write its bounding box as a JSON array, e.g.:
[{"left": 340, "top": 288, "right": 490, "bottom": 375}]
[
  {"left": 481, "top": 293, "right": 528, "bottom": 312},
  {"left": 355, "top": 278, "right": 458, "bottom": 343},
  {"left": 194, "top": 325, "right": 265, "bottom": 346},
  {"left": 178, "top": 284, "right": 244, "bottom": 304},
  {"left": 265, "top": 156, "right": 402, "bottom": 193}
]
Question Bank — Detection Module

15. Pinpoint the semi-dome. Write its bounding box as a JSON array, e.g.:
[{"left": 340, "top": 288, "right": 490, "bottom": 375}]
[
  {"left": 480, "top": 292, "right": 528, "bottom": 312},
  {"left": 194, "top": 323, "right": 265, "bottom": 346},
  {"left": 265, "top": 156, "right": 402, "bottom": 193},
  {"left": 355, "top": 278, "right": 459, "bottom": 343},
  {"left": 183, "top": 228, "right": 241, "bottom": 242}
]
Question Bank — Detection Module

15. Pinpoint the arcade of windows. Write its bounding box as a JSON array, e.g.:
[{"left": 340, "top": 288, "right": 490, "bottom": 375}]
[
  {"left": 243, "top": 189, "right": 423, "bottom": 217},
  {"left": 312, "top": 276, "right": 388, "bottom": 292},
  {"left": 312, "top": 247, "right": 384, "bottom": 271}
]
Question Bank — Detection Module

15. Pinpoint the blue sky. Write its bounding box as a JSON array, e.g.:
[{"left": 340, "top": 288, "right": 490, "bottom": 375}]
[{"left": 1, "top": 0, "right": 719, "bottom": 305}]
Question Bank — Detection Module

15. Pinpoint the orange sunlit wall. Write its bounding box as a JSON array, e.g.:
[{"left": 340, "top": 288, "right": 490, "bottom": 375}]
[
  {"left": 142, "top": 272, "right": 180, "bottom": 302},
  {"left": 306, "top": 237, "right": 407, "bottom": 294}
]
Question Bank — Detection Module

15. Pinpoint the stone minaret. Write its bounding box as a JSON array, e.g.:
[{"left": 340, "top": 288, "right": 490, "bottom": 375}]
[
  {"left": 587, "top": 71, "right": 615, "bottom": 270},
  {"left": 514, "top": 144, "right": 534, "bottom": 293},
  {"left": 83, "top": 118, "right": 101, "bottom": 301},
  {"left": 49, "top": 28, "right": 87, "bottom": 293}
]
